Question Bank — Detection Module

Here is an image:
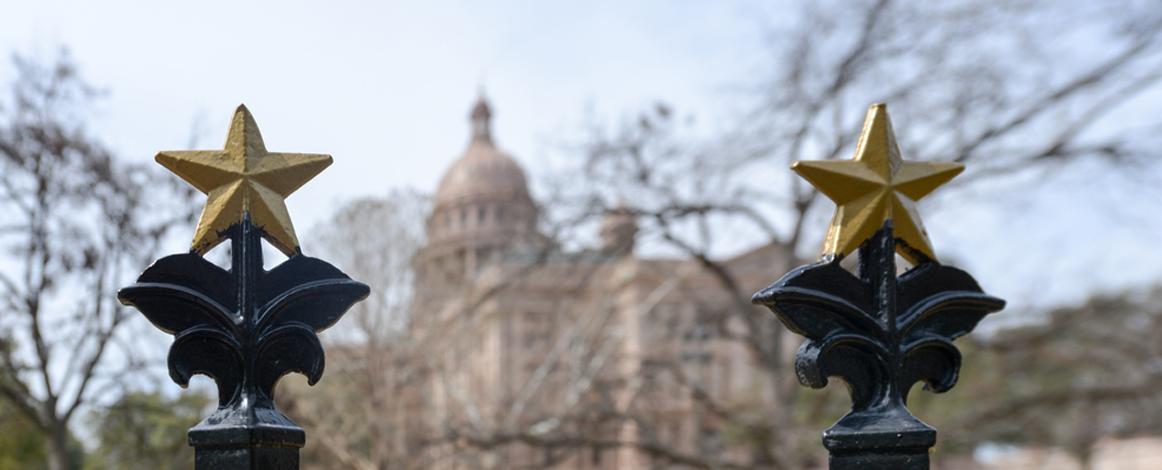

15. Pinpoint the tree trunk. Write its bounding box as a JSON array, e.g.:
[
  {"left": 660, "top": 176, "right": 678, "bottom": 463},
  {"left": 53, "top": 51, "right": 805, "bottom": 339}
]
[
  {"left": 1079, "top": 453, "right": 1094, "bottom": 470},
  {"left": 46, "top": 421, "right": 72, "bottom": 470}
]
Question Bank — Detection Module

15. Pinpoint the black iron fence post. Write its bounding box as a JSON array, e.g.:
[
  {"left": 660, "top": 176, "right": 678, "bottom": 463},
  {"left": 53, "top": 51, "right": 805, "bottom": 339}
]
[
  {"left": 752, "top": 103, "right": 1004, "bottom": 469},
  {"left": 117, "top": 105, "right": 368, "bottom": 469}
]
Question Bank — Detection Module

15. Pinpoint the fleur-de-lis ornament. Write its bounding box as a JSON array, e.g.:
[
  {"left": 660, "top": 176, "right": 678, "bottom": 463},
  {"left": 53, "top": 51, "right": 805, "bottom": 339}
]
[
  {"left": 752, "top": 104, "right": 1004, "bottom": 470},
  {"left": 118, "top": 106, "right": 368, "bottom": 469}
]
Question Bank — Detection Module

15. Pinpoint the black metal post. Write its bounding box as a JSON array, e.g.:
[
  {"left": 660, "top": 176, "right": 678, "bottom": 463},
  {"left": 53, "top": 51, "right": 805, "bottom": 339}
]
[
  {"left": 752, "top": 221, "right": 1004, "bottom": 469},
  {"left": 118, "top": 214, "right": 368, "bottom": 469},
  {"left": 827, "top": 222, "right": 932, "bottom": 469}
]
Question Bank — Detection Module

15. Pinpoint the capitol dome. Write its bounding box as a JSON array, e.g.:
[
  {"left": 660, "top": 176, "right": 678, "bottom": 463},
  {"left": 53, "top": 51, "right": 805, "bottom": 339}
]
[
  {"left": 417, "top": 94, "right": 541, "bottom": 282},
  {"left": 432, "top": 98, "right": 530, "bottom": 207}
]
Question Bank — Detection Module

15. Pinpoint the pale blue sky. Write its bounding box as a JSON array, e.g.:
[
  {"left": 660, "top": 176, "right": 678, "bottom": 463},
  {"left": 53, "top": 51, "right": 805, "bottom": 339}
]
[
  {"left": 0, "top": 0, "right": 769, "bottom": 230},
  {"left": 3, "top": 0, "right": 1162, "bottom": 314}
]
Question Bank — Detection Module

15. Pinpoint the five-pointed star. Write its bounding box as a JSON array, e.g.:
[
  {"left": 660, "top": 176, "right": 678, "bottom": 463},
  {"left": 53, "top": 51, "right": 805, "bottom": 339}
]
[
  {"left": 791, "top": 103, "right": 962, "bottom": 263},
  {"left": 156, "top": 105, "right": 331, "bottom": 256}
]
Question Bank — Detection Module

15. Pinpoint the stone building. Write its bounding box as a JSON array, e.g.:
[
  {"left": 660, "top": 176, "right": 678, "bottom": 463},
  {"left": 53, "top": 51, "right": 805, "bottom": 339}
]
[{"left": 406, "top": 95, "right": 789, "bottom": 469}]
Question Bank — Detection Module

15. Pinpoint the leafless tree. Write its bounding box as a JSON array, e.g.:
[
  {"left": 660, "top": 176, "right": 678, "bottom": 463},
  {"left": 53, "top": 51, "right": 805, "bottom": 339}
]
[
  {"left": 313, "top": 192, "right": 429, "bottom": 343},
  {"left": 282, "top": 191, "right": 429, "bottom": 469},
  {"left": 282, "top": 1, "right": 1162, "bottom": 468},
  {"left": 284, "top": 189, "right": 727, "bottom": 468},
  {"left": 906, "top": 286, "right": 1162, "bottom": 469},
  {"left": 531, "top": 0, "right": 1162, "bottom": 467},
  {"left": 0, "top": 51, "right": 190, "bottom": 470}
]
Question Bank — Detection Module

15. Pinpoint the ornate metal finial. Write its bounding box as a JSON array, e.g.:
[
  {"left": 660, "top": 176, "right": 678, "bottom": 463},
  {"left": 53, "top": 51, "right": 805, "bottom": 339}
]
[
  {"left": 753, "top": 103, "right": 1004, "bottom": 469},
  {"left": 118, "top": 105, "right": 368, "bottom": 469}
]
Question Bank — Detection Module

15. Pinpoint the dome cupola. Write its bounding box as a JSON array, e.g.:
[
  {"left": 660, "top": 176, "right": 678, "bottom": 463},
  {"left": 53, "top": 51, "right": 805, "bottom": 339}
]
[
  {"left": 432, "top": 96, "right": 532, "bottom": 209},
  {"left": 417, "top": 94, "right": 541, "bottom": 282}
]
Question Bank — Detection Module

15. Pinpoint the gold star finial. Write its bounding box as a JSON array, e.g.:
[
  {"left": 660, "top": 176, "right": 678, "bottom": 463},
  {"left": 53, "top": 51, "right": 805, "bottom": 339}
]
[
  {"left": 156, "top": 105, "right": 331, "bottom": 256},
  {"left": 791, "top": 103, "right": 963, "bottom": 263}
]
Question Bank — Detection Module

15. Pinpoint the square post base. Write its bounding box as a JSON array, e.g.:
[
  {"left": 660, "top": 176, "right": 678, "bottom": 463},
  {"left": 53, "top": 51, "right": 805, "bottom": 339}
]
[
  {"left": 189, "top": 420, "right": 305, "bottom": 470},
  {"left": 828, "top": 450, "right": 930, "bottom": 470},
  {"left": 195, "top": 445, "right": 300, "bottom": 469},
  {"left": 822, "top": 414, "right": 936, "bottom": 470}
]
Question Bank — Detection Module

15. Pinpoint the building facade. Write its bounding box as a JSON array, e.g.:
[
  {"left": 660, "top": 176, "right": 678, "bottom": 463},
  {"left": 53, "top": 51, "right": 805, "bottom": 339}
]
[{"left": 406, "top": 96, "right": 790, "bottom": 469}]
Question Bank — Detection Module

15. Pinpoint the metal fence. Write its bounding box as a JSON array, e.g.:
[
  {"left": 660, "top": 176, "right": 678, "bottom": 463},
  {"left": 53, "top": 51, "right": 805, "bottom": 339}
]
[{"left": 118, "top": 103, "right": 1002, "bottom": 469}]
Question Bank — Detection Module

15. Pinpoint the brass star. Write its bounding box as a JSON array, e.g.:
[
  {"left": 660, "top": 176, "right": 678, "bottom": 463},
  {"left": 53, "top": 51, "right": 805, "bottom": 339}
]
[
  {"left": 156, "top": 105, "right": 331, "bottom": 256},
  {"left": 791, "top": 103, "right": 962, "bottom": 263}
]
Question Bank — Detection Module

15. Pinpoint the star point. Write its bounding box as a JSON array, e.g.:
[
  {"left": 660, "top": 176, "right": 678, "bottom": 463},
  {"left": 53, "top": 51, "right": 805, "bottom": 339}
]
[
  {"left": 792, "top": 103, "right": 963, "bottom": 263},
  {"left": 156, "top": 105, "right": 331, "bottom": 256}
]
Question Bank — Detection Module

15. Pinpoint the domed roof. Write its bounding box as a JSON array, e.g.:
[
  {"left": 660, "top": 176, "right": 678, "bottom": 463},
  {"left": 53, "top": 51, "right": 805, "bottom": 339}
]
[{"left": 434, "top": 96, "right": 530, "bottom": 207}]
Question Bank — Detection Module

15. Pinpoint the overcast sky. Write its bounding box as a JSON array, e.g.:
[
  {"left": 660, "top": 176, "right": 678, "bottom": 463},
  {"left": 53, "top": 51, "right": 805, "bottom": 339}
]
[
  {"left": 0, "top": 0, "right": 770, "bottom": 228},
  {"left": 4, "top": 0, "right": 1162, "bottom": 314}
]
